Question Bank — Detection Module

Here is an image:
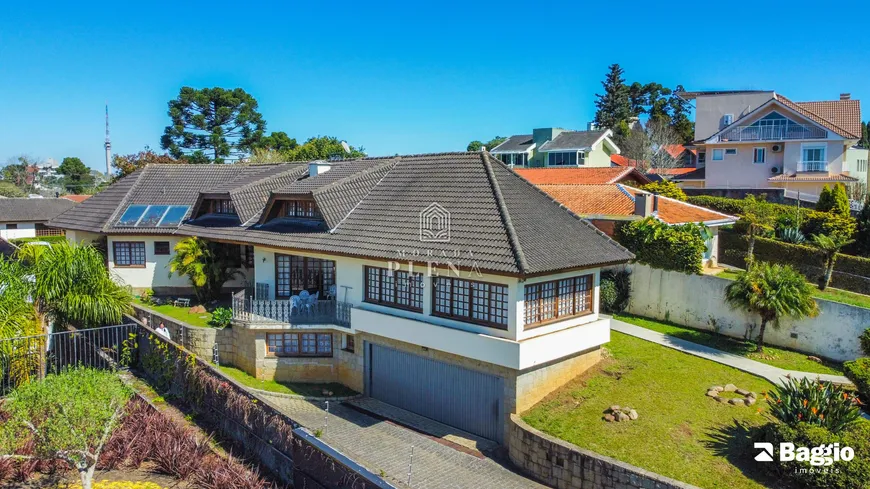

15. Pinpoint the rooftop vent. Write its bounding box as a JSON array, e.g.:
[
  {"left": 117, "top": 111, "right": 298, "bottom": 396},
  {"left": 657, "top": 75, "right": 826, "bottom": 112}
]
[
  {"left": 309, "top": 160, "right": 333, "bottom": 177},
  {"left": 587, "top": 122, "right": 598, "bottom": 131},
  {"left": 840, "top": 93, "right": 851, "bottom": 100}
]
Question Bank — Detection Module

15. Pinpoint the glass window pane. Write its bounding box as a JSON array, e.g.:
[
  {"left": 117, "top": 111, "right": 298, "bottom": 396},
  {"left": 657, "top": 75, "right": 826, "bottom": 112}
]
[
  {"left": 118, "top": 205, "right": 148, "bottom": 226},
  {"left": 137, "top": 205, "right": 169, "bottom": 227},
  {"left": 158, "top": 206, "right": 189, "bottom": 227}
]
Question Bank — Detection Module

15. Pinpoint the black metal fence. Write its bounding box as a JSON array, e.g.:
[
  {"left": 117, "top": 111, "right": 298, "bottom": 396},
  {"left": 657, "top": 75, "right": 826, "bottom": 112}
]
[{"left": 0, "top": 323, "right": 138, "bottom": 396}]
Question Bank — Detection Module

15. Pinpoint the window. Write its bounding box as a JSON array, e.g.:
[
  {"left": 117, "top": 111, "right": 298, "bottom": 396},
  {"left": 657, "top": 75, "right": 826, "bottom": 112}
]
[
  {"left": 698, "top": 152, "right": 706, "bottom": 164},
  {"left": 496, "top": 153, "right": 529, "bottom": 167},
  {"left": 158, "top": 205, "right": 190, "bottom": 227},
  {"left": 364, "top": 266, "right": 423, "bottom": 312},
  {"left": 154, "top": 241, "right": 170, "bottom": 255},
  {"left": 275, "top": 254, "right": 335, "bottom": 298},
  {"left": 138, "top": 205, "right": 169, "bottom": 226},
  {"left": 343, "top": 334, "right": 355, "bottom": 353},
  {"left": 280, "top": 200, "right": 320, "bottom": 218},
  {"left": 725, "top": 148, "right": 737, "bottom": 155},
  {"left": 242, "top": 245, "right": 255, "bottom": 268},
  {"left": 118, "top": 205, "right": 148, "bottom": 226},
  {"left": 802, "top": 145, "right": 826, "bottom": 171},
  {"left": 753, "top": 148, "right": 766, "bottom": 164},
  {"left": 5, "top": 224, "right": 17, "bottom": 230},
  {"left": 712, "top": 149, "right": 724, "bottom": 161},
  {"left": 113, "top": 242, "right": 146, "bottom": 267},
  {"left": 524, "top": 275, "right": 593, "bottom": 328},
  {"left": 210, "top": 199, "right": 235, "bottom": 215},
  {"left": 266, "top": 332, "right": 332, "bottom": 357},
  {"left": 723, "top": 114, "right": 733, "bottom": 126},
  {"left": 547, "top": 151, "right": 578, "bottom": 166},
  {"left": 432, "top": 277, "right": 508, "bottom": 329}
]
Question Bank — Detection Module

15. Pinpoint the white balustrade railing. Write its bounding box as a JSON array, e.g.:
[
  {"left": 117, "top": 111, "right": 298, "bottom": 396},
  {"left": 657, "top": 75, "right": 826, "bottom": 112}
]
[{"left": 232, "top": 291, "right": 351, "bottom": 327}]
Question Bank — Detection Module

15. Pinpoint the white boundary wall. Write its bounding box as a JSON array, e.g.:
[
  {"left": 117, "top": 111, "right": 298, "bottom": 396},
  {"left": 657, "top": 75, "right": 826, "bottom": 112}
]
[{"left": 625, "top": 263, "right": 868, "bottom": 362}]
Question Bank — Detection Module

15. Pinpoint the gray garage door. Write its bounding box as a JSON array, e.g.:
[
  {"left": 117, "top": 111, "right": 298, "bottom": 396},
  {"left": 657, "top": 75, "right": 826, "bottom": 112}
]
[{"left": 366, "top": 343, "right": 504, "bottom": 442}]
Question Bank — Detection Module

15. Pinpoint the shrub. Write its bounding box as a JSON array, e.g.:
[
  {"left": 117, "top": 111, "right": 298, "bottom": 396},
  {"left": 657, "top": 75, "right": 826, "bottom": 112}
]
[
  {"left": 599, "top": 269, "right": 631, "bottom": 313},
  {"left": 861, "top": 328, "right": 870, "bottom": 356},
  {"left": 767, "top": 377, "right": 861, "bottom": 431},
  {"left": 191, "top": 453, "right": 271, "bottom": 489},
  {"left": 140, "top": 289, "right": 154, "bottom": 305},
  {"left": 778, "top": 227, "right": 806, "bottom": 244},
  {"left": 816, "top": 183, "right": 851, "bottom": 217},
  {"left": 638, "top": 180, "right": 687, "bottom": 201},
  {"left": 843, "top": 358, "right": 870, "bottom": 408},
  {"left": 615, "top": 217, "right": 707, "bottom": 274},
  {"left": 753, "top": 420, "right": 870, "bottom": 489},
  {"left": 208, "top": 307, "right": 233, "bottom": 328},
  {"left": 802, "top": 211, "right": 856, "bottom": 241},
  {"left": 9, "top": 235, "right": 68, "bottom": 246}
]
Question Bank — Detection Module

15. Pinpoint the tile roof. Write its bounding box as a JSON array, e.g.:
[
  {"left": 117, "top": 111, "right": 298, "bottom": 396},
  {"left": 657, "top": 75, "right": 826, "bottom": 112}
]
[
  {"left": 490, "top": 135, "right": 534, "bottom": 153},
  {"left": 49, "top": 171, "right": 142, "bottom": 232},
  {"left": 648, "top": 167, "right": 706, "bottom": 180},
  {"left": 538, "top": 130, "right": 608, "bottom": 152},
  {"left": 768, "top": 173, "right": 859, "bottom": 183},
  {"left": 0, "top": 198, "right": 77, "bottom": 223},
  {"left": 50, "top": 153, "right": 634, "bottom": 276},
  {"left": 610, "top": 154, "right": 645, "bottom": 167},
  {"left": 534, "top": 184, "right": 735, "bottom": 226},
  {"left": 61, "top": 195, "right": 92, "bottom": 203},
  {"left": 514, "top": 167, "right": 651, "bottom": 185},
  {"left": 774, "top": 95, "right": 861, "bottom": 139}
]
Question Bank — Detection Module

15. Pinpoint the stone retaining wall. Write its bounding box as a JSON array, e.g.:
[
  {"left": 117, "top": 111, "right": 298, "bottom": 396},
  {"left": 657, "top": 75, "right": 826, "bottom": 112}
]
[
  {"left": 508, "top": 415, "right": 699, "bottom": 489},
  {"left": 130, "top": 304, "right": 234, "bottom": 362}
]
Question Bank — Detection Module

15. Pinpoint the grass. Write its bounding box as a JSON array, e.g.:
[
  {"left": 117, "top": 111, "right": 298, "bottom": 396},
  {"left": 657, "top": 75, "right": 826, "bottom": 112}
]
[
  {"left": 614, "top": 313, "right": 844, "bottom": 376},
  {"left": 523, "top": 332, "right": 781, "bottom": 489},
  {"left": 717, "top": 269, "right": 870, "bottom": 309},
  {"left": 218, "top": 365, "right": 357, "bottom": 398},
  {"left": 133, "top": 298, "right": 213, "bottom": 328}
]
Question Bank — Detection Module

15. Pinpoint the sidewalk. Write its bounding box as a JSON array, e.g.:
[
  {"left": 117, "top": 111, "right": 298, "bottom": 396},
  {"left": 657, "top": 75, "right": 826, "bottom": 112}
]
[{"left": 609, "top": 318, "right": 853, "bottom": 386}]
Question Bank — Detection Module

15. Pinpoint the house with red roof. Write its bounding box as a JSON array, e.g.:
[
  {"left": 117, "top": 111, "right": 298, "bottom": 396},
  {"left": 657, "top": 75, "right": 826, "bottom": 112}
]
[
  {"left": 514, "top": 166, "right": 651, "bottom": 186},
  {"left": 677, "top": 90, "right": 863, "bottom": 194}
]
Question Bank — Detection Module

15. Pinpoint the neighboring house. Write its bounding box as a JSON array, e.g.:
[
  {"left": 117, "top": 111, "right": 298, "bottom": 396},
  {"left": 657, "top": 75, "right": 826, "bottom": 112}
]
[
  {"left": 646, "top": 167, "right": 707, "bottom": 188},
  {"left": 530, "top": 183, "right": 736, "bottom": 268},
  {"left": 61, "top": 194, "right": 93, "bottom": 204},
  {"left": 490, "top": 127, "right": 621, "bottom": 168},
  {"left": 514, "top": 166, "right": 651, "bottom": 186},
  {"left": 678, "top": 90, "right": 862, "bottom": 194},
  {"left": 610, "top": 146, "right": 706, "bottom": 188},
  {"left": 49, "top": 152, "right": 634, "bottom": 445},
  {"left": 0, "top": 198, "right": 76, "bottom": 240},
  {"left": 843, "top": 145, "right": 869, "bottom": 188}
]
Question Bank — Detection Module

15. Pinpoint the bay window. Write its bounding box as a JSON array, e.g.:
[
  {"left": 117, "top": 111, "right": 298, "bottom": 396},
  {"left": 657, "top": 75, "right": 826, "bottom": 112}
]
[
  {"left": 524, "top": 274, "right": 593, "bottom": 328},
  {"left": 432, "top": 277, "right": 508, "bottom": 329},
  {"left": 547, "top": 151, "right": 583, "bottom": 166}
]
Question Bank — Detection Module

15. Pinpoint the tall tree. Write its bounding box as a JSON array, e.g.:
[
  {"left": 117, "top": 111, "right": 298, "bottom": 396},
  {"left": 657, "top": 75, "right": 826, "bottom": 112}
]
[
  {"left": 257, "top": 131, "right": 298, "bottom": 152},
  {"left": 668, "top": 85, "right": 695, "bottom": 144},
  {"left": 861, "top": 121, "right": 869, "bottom": 148},
  {"left": 58, "top": 157, "right": 95, "bottom": 194},
  {"left": 816, "top": 183, "right": 851, "bottom": 217},
  {"left": 160, "top": 87, "right": 267, "bottom": 164},
  {"left": 740, "top": 195, "right": 776, "bottom": 266},
  {"left": 725, "top": 262, "right": 818, "bottom": 352},
  {"left": 856, "top": 194, "right": 870, "bottom": 255},
  {"left": 467, "top": 136, "right": 507, "bottom": 152},
  {"left": 810, "top": 233, "right": 854, "bottom": 290},
  {"left": 593, "top": 64, "right": 632, "bottom": 131},
  {"left": 2, "top": 155, "right": 38, "bottom": 191},
  {"left": 111, "top": 146, "right": 187, "bottom": 178}
]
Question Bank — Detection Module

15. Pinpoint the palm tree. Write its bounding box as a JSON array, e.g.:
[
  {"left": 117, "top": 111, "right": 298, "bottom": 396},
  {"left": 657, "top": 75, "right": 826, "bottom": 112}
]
[
  {"left": 810, "top": 234, "right": 855, "bottom": 291},
  {"left": 725, "top": 262, "right": 819, "bottom": 352},
  {"left": 168, "top": 237, "right": 241, "bottom": 303},
  {"left": 739, "top": 195, "right": 776, "bottom": 267},
  {"left": 0, "top": 258, "right": 42, "bottom": 386}
]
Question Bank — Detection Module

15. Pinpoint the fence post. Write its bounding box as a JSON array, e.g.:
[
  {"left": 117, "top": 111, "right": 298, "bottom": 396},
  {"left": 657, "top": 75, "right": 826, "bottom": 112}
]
[{"left": 213, "top": 343, "right": 220, "bottom": 366}]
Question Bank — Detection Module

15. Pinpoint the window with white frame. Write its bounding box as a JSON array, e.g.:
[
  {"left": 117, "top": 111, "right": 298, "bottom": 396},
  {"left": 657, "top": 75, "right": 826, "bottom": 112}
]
[
  {"left": 496, "top": 153, "right": 528, "bottom": 167},
  {"left": 712, "top": 149, "right": 724, "bottom": 161},
  {"left": 753, "top": 148, "right": 766, "bottom": 164},
  {"left": 548, "top": 151, "right": 583, "bottom": 166},
  {"left": 802, "top": 145, "right": 826, "bottom": 171}
]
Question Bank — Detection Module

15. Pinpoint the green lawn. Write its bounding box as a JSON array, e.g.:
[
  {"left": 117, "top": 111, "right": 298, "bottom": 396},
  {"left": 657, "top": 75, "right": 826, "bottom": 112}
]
[
  {"left": 523, "top": 332, "right": 781, "bottom": 489},
  {"left": 218, "top": 365, "right": 357, "bottom": 398},
  {"left": 717, "top": 269, "right": 870, "bottom": 309},
  {"left": 133, "top": 298, "right": 213, "bottom": 328},
  {"left": 614, "top": 313, "right": 844, "bottom": 375}
]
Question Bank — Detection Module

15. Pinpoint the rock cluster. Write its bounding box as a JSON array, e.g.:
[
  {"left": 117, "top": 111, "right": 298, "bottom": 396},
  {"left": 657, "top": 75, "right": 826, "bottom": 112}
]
[
  {"left": 603, "top": 405, "right": 638, "bottom": 422},
  {"left": 705, "top": 384, "right": 757, "bottom": 406}
]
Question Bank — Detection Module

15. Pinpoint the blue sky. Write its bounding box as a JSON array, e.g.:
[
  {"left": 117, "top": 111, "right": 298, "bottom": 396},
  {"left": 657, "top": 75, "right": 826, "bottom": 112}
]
[{"left": 2, "top": 0, "right": 868, "bottom": 171}]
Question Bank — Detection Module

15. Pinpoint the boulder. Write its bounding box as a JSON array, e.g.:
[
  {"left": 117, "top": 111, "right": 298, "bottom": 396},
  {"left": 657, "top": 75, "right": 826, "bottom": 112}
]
[
  {"left": 735, "top": 388, "right": 750, "bottom": 396},
  {"left": 715, "top": 396, "right": 729, "bottom": 403},
  {"left": 706, "top": 390, "right": 719, "bottom": 397},
  {"left": 189, "top": 305, "right": 207, "bottom": 314},
  {"left": 628, "top": 409, "right": 638, "bottom": 420},
  {"left": 723, "top": 384, "right": 738, "bottom": 392},
  {"left": 616, "top": 412, "right": 630, "bottom": 422},
  {"left": 604, "top": 414, "right": 615, "bottom": 423},
  {"left": 746, "top": 396, "right": 757, "bottom": 406},
  {"left": 609, "top": 405, "right": 621, "bottom": 413},
  {"left": 711, "top": 385, "right": 724, "bottom": 392},
  {"left": 807, "top": 356, "right": 822, "bottom": 363},
  {"left": 729, "top": 398, "right": 745, "bottom": 406}
]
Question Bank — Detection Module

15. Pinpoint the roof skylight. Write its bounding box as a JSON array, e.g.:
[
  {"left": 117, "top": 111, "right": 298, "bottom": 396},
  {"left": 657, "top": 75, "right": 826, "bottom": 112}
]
[
  {"left": 117, "top": 205, "right": 148, "bottom": 226},
  {"left": 158, "top": 206, "right": 190, "bottom": 227},
  {"left": 116, "top": 204, "right": 190, "bottom": 228}
]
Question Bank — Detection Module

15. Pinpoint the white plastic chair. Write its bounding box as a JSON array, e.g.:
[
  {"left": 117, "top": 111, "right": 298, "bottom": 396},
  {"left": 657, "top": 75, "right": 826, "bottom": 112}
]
[
  {"left": 306, "top": 292, "right": 319, "bottom": 314},
  {"left": 289, "top": 296, "right": 301, "bottom": 316},
  {"left": 327, "top": 284, "right": 337, "bottom": 300}
]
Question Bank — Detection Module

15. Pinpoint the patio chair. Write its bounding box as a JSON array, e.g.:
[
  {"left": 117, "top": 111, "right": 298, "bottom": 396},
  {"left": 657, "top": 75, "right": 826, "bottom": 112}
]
[
  {"left": 305, "top": 292, "right": 319, "bottom": 314},
  {"left": 289, "top": 296, "right": 301, "bottom": 316},
  {"left": 327, "top": 284, "right": 337, "bottom": 300},
  {"left": 174, "top": 298, "right": 191, "bottom": 308}
]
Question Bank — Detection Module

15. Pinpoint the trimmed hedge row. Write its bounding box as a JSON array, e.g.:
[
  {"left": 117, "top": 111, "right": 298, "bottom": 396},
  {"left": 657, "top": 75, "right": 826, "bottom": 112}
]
[
  {"left": 688, "top": 195, "right": 814, "bottom": 220},
  {"left": 719, "top": 230, "right": 870, "bottom": 294}
]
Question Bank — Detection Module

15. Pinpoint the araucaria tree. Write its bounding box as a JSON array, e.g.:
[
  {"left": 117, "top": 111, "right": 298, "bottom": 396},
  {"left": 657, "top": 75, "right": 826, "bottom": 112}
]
[
  {"left": 725, "top": 262, "right": 818, "bottom": 352},
  {"left": 168, "top": 237, "right": 241, "bottom": 302},
  {"left": 594, "top": 64, "right": 632, "bottom": 132},
  {"left": 0, "top": 368, "right": 132, "bottom": 489},
  {"left": 160, "top": 87, "right": 266, "bottom": 164}
]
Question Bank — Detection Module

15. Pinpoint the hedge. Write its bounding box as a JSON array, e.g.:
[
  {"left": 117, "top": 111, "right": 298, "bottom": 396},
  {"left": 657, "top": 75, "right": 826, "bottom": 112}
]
[
  {"left": 844, "top": 358, "right": 870, "bottom": 410},
  {"left": 719, "top": 230, "right": 870, "bottom": 294},
  {"left": 615, "top": 218, "right": 706, "bottom": 274},
  {"left": 688, "top": 195, "right": 814, "bottom": 221}
]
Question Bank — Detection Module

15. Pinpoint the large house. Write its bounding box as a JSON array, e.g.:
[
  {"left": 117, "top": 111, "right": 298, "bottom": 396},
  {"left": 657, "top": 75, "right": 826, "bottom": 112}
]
[
  {"left": 49, "top": 152, "right": 634, "bottom": 444},
  {"left": 490, "top": 127, "right": 621, "bottom": 168},
  {"left": 514, "top": 166, "right": 651, "bottom": 186},
  {"left": 0, "top": 198, "right": 76, "bottom": 240},
  {"left": 677, "top": 90, "right": 863, "bottom": 194}
]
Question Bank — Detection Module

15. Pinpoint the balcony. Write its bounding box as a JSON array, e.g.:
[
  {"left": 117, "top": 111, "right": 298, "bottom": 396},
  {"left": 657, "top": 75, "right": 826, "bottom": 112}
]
[
  {"left": 797, "top": 161, "right": 828, "bottom": 172},
  {"left": 231, "top": 290, "right": 352, "bottom": 327},
  {"left": 714, "top": 124, "right": 827, "bottom": 142}
]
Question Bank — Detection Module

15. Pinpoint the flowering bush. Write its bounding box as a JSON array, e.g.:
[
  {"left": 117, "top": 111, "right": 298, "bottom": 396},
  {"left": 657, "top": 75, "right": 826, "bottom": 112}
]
[{"left": 767, "top": 377, "right": 862, "bottom": 431}]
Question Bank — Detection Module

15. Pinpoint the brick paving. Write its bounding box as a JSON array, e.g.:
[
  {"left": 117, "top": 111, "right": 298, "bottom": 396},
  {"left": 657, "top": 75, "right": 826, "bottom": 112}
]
[{"left": 260, "top": 395, "right": 547, "bottom": 489}]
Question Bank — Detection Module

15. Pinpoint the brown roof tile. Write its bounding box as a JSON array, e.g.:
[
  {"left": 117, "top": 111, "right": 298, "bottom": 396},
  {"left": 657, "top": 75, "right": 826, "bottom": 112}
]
[
  {"left": 768, "top": 173, "right": 859, "bottom": 182},
  {"left": 775, "top": 95, "right": 861, "bottom": 139},
  {"left": 515, "top": 167, "right": 651, "bottom": 185}
]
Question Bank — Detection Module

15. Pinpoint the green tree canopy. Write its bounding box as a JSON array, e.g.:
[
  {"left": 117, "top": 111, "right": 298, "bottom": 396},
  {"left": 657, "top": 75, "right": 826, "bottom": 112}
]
[
  {"left": 58, "top": 157, "right": 95, "bottom": 194},
  {"left": 856, "top": 194, "right": 870, "bottom": 255},
  {"left": 815, "top": 183, "right": 851, "bottom": 217},
  {"left": 725, "top": 262, "right": 818, "bottom": 352},
  {"left": 111, "top": 146, "right": 187, "bottom": 179},
  {"left": 594, "top": 64, "right": 632, "bottom": 131},
  {"left": 0, "top": 181, "right": 26, "bottom": 197},
  {"left": 639, "top": 180, "right": 687, "bottom": 201},
  {"left": 257, "top": 131, "right": 298, "bottom": 152},
  {"left": 160, "top": 87, "right": 267, "bottom": 164},
  {"left": 467, "top": 136, "right": 507, "bottom": 152}
]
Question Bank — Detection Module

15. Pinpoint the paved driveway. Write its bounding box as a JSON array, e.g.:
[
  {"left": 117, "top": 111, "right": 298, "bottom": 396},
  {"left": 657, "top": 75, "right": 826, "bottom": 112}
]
[{"left": 260, "top": 395, "right": 546, "bottom": 489}]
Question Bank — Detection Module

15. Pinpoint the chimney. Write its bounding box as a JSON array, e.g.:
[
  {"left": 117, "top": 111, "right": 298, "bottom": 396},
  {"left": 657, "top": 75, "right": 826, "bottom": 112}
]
[
  {"left": 481, "top": 146, "right": 486, "bottom": 152},
  {"left": 308, "top": 160, "right": 332, "bottom": 177},
  {"left": 634, "top": 193, "right": 656, "bottom": 217},
  {"left": 840, "top": 93, "right": 851, "bottom": 100},
  {"left": 587, "top": 122, "right": 598, "bottom": 131}
]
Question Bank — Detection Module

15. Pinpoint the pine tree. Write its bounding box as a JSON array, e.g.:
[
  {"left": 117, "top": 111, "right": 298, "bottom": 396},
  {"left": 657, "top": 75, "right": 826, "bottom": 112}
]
[
  {"left": 817, "top": 183, "right": 850, "bottom": 217},
  {"left": 593, "top": 64, "right": 631, "bottom": 131},
  {"left": 669, "top": 85, "right": 695, "bottom": 144}
]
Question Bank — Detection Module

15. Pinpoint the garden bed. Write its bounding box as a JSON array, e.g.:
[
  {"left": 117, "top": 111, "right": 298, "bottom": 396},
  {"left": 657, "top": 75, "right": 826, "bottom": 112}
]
[
  {"left": 523, "top": 331, "right": 781, "bottom": 489},
  {"left": 132, "top": 299, "right": 213, "bottom": 328},
  {"left": 614, "top": 313, "right": 845, "bottom": 375}
]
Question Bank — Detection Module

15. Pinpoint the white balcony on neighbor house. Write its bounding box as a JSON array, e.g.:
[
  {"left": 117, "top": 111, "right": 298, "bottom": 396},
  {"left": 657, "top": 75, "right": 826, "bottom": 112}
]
[
  {"left": 715, "top": 123, "right": 827, "bottom": 142},
  {"left": 231, "top": 290, "right": 352, "bottom": 328},
  {"left": 797, "top": 161, "right": 829, "bottom": 172}
]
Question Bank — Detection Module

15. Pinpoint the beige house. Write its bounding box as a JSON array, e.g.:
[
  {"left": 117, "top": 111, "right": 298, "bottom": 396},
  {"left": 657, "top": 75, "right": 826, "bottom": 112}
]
[
  {"left": 490, "top": 127, "right": 621, "bottom": 168},
  {"left": 676, "top": 90, "right": 862, "bottom": 194}
]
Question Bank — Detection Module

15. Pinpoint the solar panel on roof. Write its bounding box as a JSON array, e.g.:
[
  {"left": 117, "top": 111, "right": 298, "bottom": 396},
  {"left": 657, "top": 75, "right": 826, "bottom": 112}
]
[
  {"left": 117, "top": 205, "right": 148, "bottom": 226},
  {"left": 138, "top": 205, "right": 169, "bottom": 227},
  {"left": 158, "top": 206, "right": 189, "bottom": 227}
]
